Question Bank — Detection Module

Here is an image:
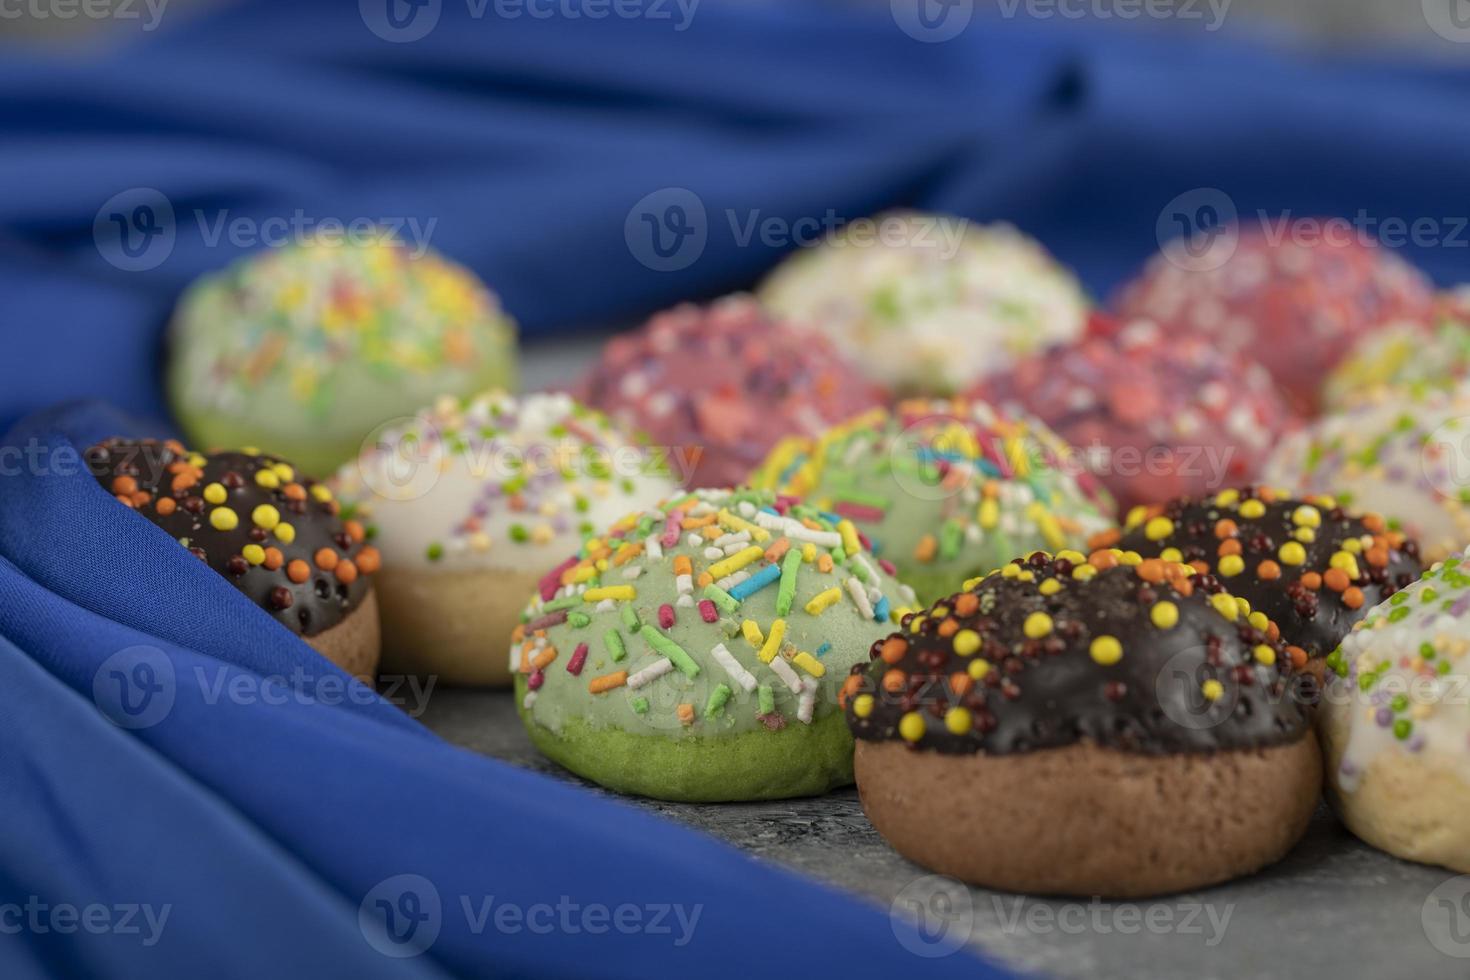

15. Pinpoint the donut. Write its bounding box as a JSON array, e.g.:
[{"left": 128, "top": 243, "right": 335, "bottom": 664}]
[
  {"left": 333, "top": 391, "right": 676, "bottom": 687},
  {"left": 87, "top": 438, "right": 381, "bottom": 679},
  {"left": 752, "top": 399, "right": 1114, "bottom": 604},
  {"left": 845, "top": 550, "right": 1321, "bottom": 897},
  {"left": 972, "top": 317, "right": 1298, "bottom": 510},
  {"left": 758, "top": 211, "right": 1088, "bottom": 395},
  {"left": 1323, "top": 293, "right": 1470, "bottom": 411},
  {"left": 1321, "top": 555, "right": 1470, "bottom": 872},
  {"left": 1263, "top": 384, "right": 1470, "bottom": 565},
  {"left": 574, "top": 294, "right": 883, "bottom": 489},
  {"left": 513, "top": 487, "right": 918, "bottom": 801},
  {"left": 167, "top": 233, "right": 517, "bottom": 477},
  {"left": 1114, "top": 225, "right": 1433, "bottom": 413},
  {"left": 1097, "top": 487, "right": 1422, "bottom": 670}
]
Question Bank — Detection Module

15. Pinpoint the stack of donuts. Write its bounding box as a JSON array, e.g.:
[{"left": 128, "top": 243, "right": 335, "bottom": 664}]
[{"left": 103, "top": 216, "right": 1470, "bottom": 897}]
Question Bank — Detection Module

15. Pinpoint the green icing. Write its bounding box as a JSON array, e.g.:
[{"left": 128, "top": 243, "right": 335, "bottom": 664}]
[{"left": 516, "top": 489, "right": 913, "bottom": 797}]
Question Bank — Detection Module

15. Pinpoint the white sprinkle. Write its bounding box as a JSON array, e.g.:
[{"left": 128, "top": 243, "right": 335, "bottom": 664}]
[
  {"left": 852, "top": 552, "right": 880, "bottom": 585},
  {"left": 675, "top": 573, "right": 693, "bottom": 595},
  {"left": 846, "top": 577, "right": 875, "bottom": 619},
  {"left": 716, "top": 570, "right": 751, "bottom": 591},
  {"left": 628, "top": 658, "right": 675, "bottom": 689},
  {"left": 675, "top": 594, "right": 695, "bottom": 608},
  {"left": 797, "top": 677, "right": 818, "bottom": 724},
  {"left": 595, "top": 599, "right": 616, "bottom": 614},
  {"left": 621, "top": 566, "right": 644, "bottom": 580},
  {"left": 768, "top": 654, "right": 803, "bottom": 695},
  {"left": 711, "top": 643, "right": 757, "bottom": 693},
  {"left": 704, "top": 547, "right": 724, "bottom": 560},
  {"left": 738, "top": 501, "right": 758, "bottom": 518},
  {"left": 523, "top": 691, "right": 538, "bottom": 709},
  {"left": 713, "top": 531, "right": 751, "bottom": 548},
  {"left": 687, "top": 533, "right": 704, "bottom": 548},
  {"left": 645, "top": 538, "right": 663, "bottom": 561}
]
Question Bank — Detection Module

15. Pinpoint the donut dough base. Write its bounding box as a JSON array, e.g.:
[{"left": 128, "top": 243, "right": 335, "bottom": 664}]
[
  {"left": 855, "top": 736, "right": 1321, "bottom": 898},
  {"left": 375, "top": 566, "right": 538, "bottom": 687},
  {"left": 517, "top": 676, "right": 856, "bottom": 802},
  {"left": 305, "top": 590, "right": 382, "bottom": 682}
]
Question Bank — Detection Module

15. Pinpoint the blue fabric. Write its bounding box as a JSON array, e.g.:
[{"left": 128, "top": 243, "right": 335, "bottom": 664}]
[{"left": 4, "top": 2, "right": 1470, "bottom": 976}]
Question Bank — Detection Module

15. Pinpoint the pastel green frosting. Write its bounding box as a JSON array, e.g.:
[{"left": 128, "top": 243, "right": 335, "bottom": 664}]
[{"left": 515, "top": 488, "right": 915, "bottom": 801}]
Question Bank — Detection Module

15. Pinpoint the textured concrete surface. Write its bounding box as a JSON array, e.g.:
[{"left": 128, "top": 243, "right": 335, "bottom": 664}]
[{"left": 422, "top": 689, "right": 1470, "bottom": 980}]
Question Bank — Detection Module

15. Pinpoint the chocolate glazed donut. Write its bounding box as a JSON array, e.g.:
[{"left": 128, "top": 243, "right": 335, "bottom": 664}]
[
  {"left": 843, "top": 550, "right": 1321, "bottom": 897},
  {"left": 88, "top": 438, "right": 382, "bottom": 680}
]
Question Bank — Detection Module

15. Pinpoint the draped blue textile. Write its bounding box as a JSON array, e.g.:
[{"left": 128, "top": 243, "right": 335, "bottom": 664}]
[{"left": 4, "top": 2, "right": 1470, "bottom": 975}]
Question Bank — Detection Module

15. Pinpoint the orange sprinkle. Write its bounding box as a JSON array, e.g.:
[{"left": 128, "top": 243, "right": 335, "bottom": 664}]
[
  {"left": 1288, "top": 646, "right": 1308, "bottom": 670},
  {"left": 115, "top": 494, "right": 135, "bottom": 508},
  {"left": 1218, "top": 539, "right": 1242, "bottom": 557},
  {"left": 356, "top": 547, "right": 381, "bottom": 574},
  {"left": 1300, "top": 571, "right": 1322, "bottom": 591},
  {"left": 511, "top": 624, "right": 527, "bottom": 644},
  {"left": 1257, "top": 560, "right": 1280, "bottom": 581},
  {"left": 1136, "top": 558, "right": 1167, "bottom": 584},
  {"left": 155, "top": 497, "right": 177, "bottom": 517},
  {"left": 882, "top": 669, "right": 907, "bottom": 692},
  {"left": 112, "top": 475, "right": 138, "bottom": 495},
  {"left": 1214, "top": 519, "right": 1237, "bottom": 540},
  {"left": 1189, "top": 560, "right": 1210, "bottom": 576},
  {"left": 880, "top": 637, "right": 908, "bottom": 664},
  {"left": 949, "top": 672, "right": 975, "bottom": 697},
  {"left": 1088, "top": 549, "right": 1118, "bottom": 570},
  {"left": 677, "top": 703, "right": 695, "bottom": 725},
  {"left": 839, "top": 675, "right": 863, "bottom": 708},
  {"left": 954, "top": 592, "right": 979, "bottom": 616},
  {"left": 817, "top": 554, "right": 834, "bottom": 573},
  {"left": 283, "top": 483, "right": 307, "bottom": 501},
  {"left": 1266, "top": 621, "right": 1281, "bottom": 642},
  {"left": 1364, "top": 546, "right": 1389, "bottom": 568},
  {"left": 611, "top": 542, "right": 644, "bottom": 566},
  {"left": 682, "top": 514, "right": 717, "bottom": 530},
  {"left": 588, "top": 671, "right": 628, "bottom": 694},
  {"left": 701, "top": 525, "right": 722, "bottom": 540},
  {"left": 1361, "top": 512, "right": 1385, "bottom": 534},
  {"left": 764, "top": 537, "right": 791, "bottom": 563},
  {"left": 1323, "top": 568, "right": 1350, "bottom": 593},
  {"left": 1088, "top": 528, "right": 1121, "bottom": 549},
  {"left": 287, "top": 560, "right": 311, "bottom": 584},
  {"left": 937, "top": 618, "right": 959, "bottom": 638},
  {"left": 697, "top": 572, "right": 714, "bottom": 588},
  {"left": 314, "top": 548, "right": 339, "bottom": 571},
  {"left": 344, "top": 520, "right": 366, "bottom": 543},
  {"left": 914, "top": 534, "right": 938, "bottom": 563},
  {"left": 673, "top": 555, "right": 693, "bottom": 577},
  {"left": 1342, "top": 587, "right": 1365, "bottom": 610},
  {"left": 531, "top": 646, "right": 558, "bottom": 671},
  {"left": 336, "top": 560, "right": 359, "bottom": 585},
  {"left": 171, "top": 472, "right": 197, "bottom": 493}
]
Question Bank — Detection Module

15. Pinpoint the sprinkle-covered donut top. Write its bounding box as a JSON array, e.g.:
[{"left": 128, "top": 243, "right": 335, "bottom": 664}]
[
  {"left": 844, "top": 550, "right": 1315, "bottom": 756},
  {"left": 758, "top": 211, "right": 1088, "bottom": 394},
  {"left": 1327, "top": 555, "right": 1470, "bottom": 790},
  {"left": 514, "top": 488, "right": 916, "bottom": 737},
  {"left": 334, "top": 391, "right": 677, "bottom": 573},
  {"left": 574, "top": 294, "right": 885, "bottom": 490},
  {"left": 169, "top": 234, "right": 516, "bottom": 417},
  {"left": 1263, "top": 383, "right": 1470, "bottom": 564},
  {"left": 1098, "top": 487, "right": 1421, "bottom": 660},
  {"left": 752, "top": 399, "right": 1114, "bottom": 600},
  {"left": 972, "top": 318, "right": 1297, "bottom": 511},
  {"left": 88, "top": 438, "right": 377, "bottom": 636},
  {"left": 1323, "top": 298, "right": 1470, "bottom": 411}
]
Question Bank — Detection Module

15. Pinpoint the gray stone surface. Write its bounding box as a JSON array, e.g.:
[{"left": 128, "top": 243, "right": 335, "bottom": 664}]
[{"left": 420, "top": 689, "right": 1470, "bottom": 979}]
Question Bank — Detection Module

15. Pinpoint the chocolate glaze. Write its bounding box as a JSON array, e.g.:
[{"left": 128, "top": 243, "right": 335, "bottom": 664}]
[
  {"left": 845, "top": 553, "right": 1316, "bottom": 755},
  {"left": 1107, "top": 488, "right": 1420, "bottom": 658},
  {"left": 87, "top": 438, "right": 375, "bottom": 636}
]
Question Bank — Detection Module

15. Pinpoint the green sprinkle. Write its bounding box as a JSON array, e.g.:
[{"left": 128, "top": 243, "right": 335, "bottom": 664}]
[
  {"left": 758, "top": 684, "right": 775, "bottom": 716},
  {"left": 1391, "top": 694, "right": 1409, "bottom": 713},
  {"left": 704, "top": 683, "right": 733, "bottom": 718},
  {"left": 1326, "top": 648, "right": 1346, "bottom": 677},
  {"left": 703, "top": 584, "right": 739, "bottom": 614},
  {"left": 604, "top": 629, "right": 627, "bottom": 663},
  {"left": 426, "top": 542, "right": 444, "bottom": 562},
  {"left": 621, "top": 604, "right": 641, "bottom": 634},
  {"left": 1388, "top": 606, "right": 1411, "bottom": 623},
  {"left": 1393, "top": 718, "right": 1413, "bottom": 740},
  {"left": 644, "top": 627, "right": 700, "bottom": 678},
  {"left": 631, "top": 696, "right": 649, "bottom": 714},
  {"left": 509, "top": 524, "right": 529, "bottom": 543},
  {"left": 574, "top": 495, "right": 590, "bottom": 513},
  {"left": 776, "top": 548, "right": 803, "bottom": 616},
  {"left": 1421, "top": 641, "right": 1437, "bottom": 660},
  {"left": 1421, "top": 588, "right": 1439, "bottom": 604},
  {"left": 568, "top": 612, "right": 591, "bottom": 629},
  {"left": 1390, "top": 592, "right": 1408, "bottom": 606},
  {"left": 938, "top": 519, "right": 965, "bottom": 561},
  {"left": 540, "top": 596, "right": 581, "bottom": 613}
]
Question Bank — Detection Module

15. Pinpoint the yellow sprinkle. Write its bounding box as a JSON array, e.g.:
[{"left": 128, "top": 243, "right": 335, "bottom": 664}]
[
  {"left": 1239, "top": 499, "right": 1266, "bottom": 519},
  {"left": 1151, "top": 601, "right": 1179, "bottom": 629},
  {"left": 252, "top": 504, "right": 281, "bottom": 531},
  {"left": 1210, "top": 593, "right": 1238, "bottom": 621},
  {"left": 1254, "top": 645, "right": 1276, "bottom": 666},
  {"left": 1218, "top": 554, "right": 1245, "bottom": 577},
  {"left": 1072, "top": 564, "right": 1098, "bottom": 582},
  {"left": 805, "top": 587, "right": 843, "bottom": 615},
  {"left": 255, "top": 470, "right": 280, "bottom": 490},
  {"left": 1293, "top": 527, "right": 1315, "bottom": 543},
  {"left": 852, "top": 694, "right": 874, "bottom": 719},
  {"left": 1215, "top": 489, "right": 1240, "bottom": 508},
  {"left": 792, "top": 652, "right": 826, "bottom": 677},
  {"left": 1201, "top": 679, "right": 1225, "bottom": 701},
  {"left": 1279, "top": 541, "right": 1307, "bottom": 566},
  {"left": 718, "top": 508, "right": 770, "bottom": 543},
  {"left": 741, "top": 619, "right": 764, "bottom": 648},
  {"left": 1292, "top": 504, "right": 1321, "bottom": 528},
  {"left": 898, "top": 712, "right": 926, "bottom": 743},
  {"left": 210, "top": 507, "right": 238, "bottom": 531},
  {"left": 1124, "top": 504, "right": 1150, "bottom": 528},
  {"left": 967, "top": 659, "right": 991, "bottom": 681},
  {"left": 1090, "top": 635, "right": 1123, "bottom": 665},
  {"left": 1235, "top": 596, "right": 1252, "bottom": 618},
  {"left": 944, "top": 707, "right": 973, "bottom": 735},
  {"left": 187, "top": 453, "right": 207, "bottom": 469},
  {"left": 978, "top": 498, "right": 999, "bottom": 529},
  {"left": 242, "top": 544, "right": 266, "bottom": 565},
  {"left": 706, "top": 545, "right": 764, "bottom": 581},
  {"left": 311, "top": 484, "right": 333, "bottom": 503},
  {"left": 1023, "top": 612, "right": 1053, "bottom": 639},
  {"left": 1248, "top": 611, "right": 1270, "bottom": 632},
  {"left": 272, "top": 463, "right": 294, "bottom": 482},
  {"left": 1342, "top": 537, "right": 1364, "bottom": 555},
  {"left": 1056, "top": 549, "right": 1086, "bottom": 565},
  {"left": 242, "top": 446, "right": 260, "bottom": 456},
  {"left": 203, "top": 483, "right": 228, "bottom": 505},
  {"left": 1329, "top": 551, "right": 1361, "bottom": 578},
  {"left": 1160, "top": 546, "right": 1183, "bottom": 562},
  {"left": 953, "top": 629, "right": 982, "bottom": 656},
  {"left": 275, "top": 522, "right": 296, "bottom": 544},
  {"left": 801, "top": 542, "right": 817, "bottom": 563},
  {"left": 759, "top": 619, "right": 787, "bottom": 663},
  {"left": 837, "top": 520, "right": 861, "bottom": 557},
  {"left": 1144, "top": 516, "right": 1175, "bottom": 541},
  {"left": 584, "top": 586, "right": 636, "bottom": 602},
  {"left": 567, "top": 565, "right": 597, "bottom": 584},
  {"left": 1039, "top": 578, "right": 1063, "bottom": 596}
]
